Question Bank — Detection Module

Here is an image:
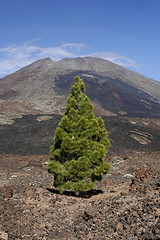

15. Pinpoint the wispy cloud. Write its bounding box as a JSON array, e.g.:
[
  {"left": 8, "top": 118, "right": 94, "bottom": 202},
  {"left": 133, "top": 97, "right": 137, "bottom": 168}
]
[
  {"left": 0, "top": 41, "right": 138, "bottom": 77},
  {"left": 89, "top": 52, "right": 139, "bottom": 69},
  {"left": 0, "top": 42, "right": 86, "bottom": 76}
]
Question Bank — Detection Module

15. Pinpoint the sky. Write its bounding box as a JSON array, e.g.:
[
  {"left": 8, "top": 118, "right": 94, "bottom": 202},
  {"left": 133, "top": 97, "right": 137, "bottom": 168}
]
[{"left": 0, "top": 0, "right": 160, "bottom": 82}]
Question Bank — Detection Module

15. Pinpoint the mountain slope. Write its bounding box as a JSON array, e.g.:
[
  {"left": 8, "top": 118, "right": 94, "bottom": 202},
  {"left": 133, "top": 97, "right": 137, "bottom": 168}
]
[{"left": 0, "top": 57, "right": 160, "bottom": 124}]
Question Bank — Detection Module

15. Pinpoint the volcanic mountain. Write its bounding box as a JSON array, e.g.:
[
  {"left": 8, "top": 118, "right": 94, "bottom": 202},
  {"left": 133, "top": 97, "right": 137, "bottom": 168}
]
[
  {"left": 0, "top": 56, "right": 160, "bottom": 124},
  {"left": 1, "top": 57, "right": 160, "bottom": 239}
]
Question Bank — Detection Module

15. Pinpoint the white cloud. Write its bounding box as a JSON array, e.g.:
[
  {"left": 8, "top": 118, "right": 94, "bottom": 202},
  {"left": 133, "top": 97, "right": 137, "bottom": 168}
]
[
  {"left": 0, "top": 41, "right": 138, "bottom": 77},
  {"left": 88, "top": 52, "right": 139, "bottom": 69},
  {"left": 0, "top": 42, "right": 86, "bottom": 76}
]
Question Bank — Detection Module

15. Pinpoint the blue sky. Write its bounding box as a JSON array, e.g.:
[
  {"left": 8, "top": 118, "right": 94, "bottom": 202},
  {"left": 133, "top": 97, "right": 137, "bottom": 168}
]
[{"left": 0, "top": 0, "right": 160, "bottom": 82}]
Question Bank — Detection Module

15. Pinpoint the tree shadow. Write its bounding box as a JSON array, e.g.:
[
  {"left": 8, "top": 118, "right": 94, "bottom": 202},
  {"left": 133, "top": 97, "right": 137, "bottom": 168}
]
[{"left": 46, "top": 188, "right": 103, "bottom": 198}]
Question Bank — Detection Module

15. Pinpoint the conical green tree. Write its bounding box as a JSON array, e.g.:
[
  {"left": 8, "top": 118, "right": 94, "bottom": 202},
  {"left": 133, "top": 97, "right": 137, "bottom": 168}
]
[{"left": 48, "top": 76, "right": 111, "bottom": 193}]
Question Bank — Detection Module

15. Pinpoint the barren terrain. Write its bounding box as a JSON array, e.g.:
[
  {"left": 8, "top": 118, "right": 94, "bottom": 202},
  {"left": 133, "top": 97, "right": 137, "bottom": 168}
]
[
  {"left": 0, "top": 151, "right": 160, "bottom": 240},
  {"left": 0, "top": 115, "right": 160, "bottom": 240}
]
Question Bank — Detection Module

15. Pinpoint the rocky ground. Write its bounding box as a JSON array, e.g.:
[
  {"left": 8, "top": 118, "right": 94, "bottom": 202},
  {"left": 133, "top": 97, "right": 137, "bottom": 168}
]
[{"left": 0, "top": 151, "right": 160, "bottom": 240}]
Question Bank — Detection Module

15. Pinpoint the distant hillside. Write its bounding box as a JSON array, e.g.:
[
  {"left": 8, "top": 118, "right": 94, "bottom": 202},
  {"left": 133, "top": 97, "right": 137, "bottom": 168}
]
[{"left": 0, "top": 57, "right": 160, "bottom": 124}]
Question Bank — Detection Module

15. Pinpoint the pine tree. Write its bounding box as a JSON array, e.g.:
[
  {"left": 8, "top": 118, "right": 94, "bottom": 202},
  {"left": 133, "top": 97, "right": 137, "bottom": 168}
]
[{"left": 48, "top": 75, "right": 111, "bottom": 193}]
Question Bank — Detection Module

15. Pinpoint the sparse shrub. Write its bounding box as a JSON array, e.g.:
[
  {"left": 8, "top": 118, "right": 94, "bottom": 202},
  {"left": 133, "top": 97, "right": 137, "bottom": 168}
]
[{"left": 48, "top": 75, "right": 111, "bottom": 193}]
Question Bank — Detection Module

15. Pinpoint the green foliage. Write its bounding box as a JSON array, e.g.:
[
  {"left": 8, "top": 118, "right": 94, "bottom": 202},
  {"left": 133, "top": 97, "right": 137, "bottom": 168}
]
[{"left": 48, "top": 75, "right": 111, "bottom": 193}]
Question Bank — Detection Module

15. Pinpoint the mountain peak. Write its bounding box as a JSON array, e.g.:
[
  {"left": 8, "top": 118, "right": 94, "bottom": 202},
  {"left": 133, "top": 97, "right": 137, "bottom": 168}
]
[
  {"left": 0, "top": 56, "right": 160, "bottom": 124},
  {"left": 17, "top": 58, "right": 54, "bottom": 72},
  {"left": 32, "top": 57, "right": 53, "bottom": 65}
]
